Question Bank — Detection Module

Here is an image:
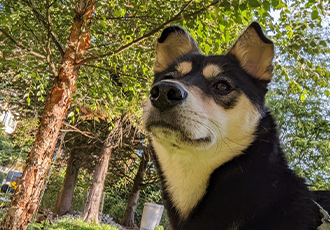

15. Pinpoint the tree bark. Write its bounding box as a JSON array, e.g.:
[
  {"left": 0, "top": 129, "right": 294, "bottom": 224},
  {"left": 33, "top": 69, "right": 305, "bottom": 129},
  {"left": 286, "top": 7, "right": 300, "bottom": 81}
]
[
  {"left": 121, "top": 150, "right": 150, "bottom": 228},
  {"left": 54, "top": 151, "right": 81, "bottom": 216},
  {"left": 0, "top": 1, "right": 96, "bottom": 229},
  {"left": 82, "top": 136, "right": 113, "bottom": 224}
]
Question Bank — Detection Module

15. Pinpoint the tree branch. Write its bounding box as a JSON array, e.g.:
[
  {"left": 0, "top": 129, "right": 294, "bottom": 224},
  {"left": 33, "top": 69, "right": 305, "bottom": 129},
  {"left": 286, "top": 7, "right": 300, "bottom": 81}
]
[
  {"left": 20, "top": 20, "right": 45, "bottom": 50},
  {"left": 111, "top": 164, "right": 135, "bottom": 182},
  {"left": 0, "top": 28, "right": 46, "bottom": 59},
  {"left": 141, "top": 180, "right": 160, "bottom": 188},
  {"left": 49, "top": 0, "right": 58, "bottom": 7},
  {"left": 24, "top": 0, "right": 64, "bottom": 56},
  {"left": 83, "top": 64, "right": 114, "bottom": 72},
  {"left": 69, "top": 145, "right": 101, "bottom": 150},
  {"left": 46, "top": 0, "right": 58, "bottom": 77},
  {"left": 61, "top": 121, "right": 103, "bottom": 143},
  {"left": 77, "top": 0, "right": 220, "bottom": 66},
  {"left": 96, "top": 14, "right": 163, "bottom": 20}
]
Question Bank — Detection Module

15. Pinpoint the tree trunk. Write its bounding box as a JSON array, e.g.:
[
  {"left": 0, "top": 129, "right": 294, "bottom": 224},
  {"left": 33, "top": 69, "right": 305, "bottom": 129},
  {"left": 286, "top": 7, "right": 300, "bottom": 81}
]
[
  {"left": 82, "top": 136, "right": 113, "bottom": 224},
  {"left": 54, "top": 151, "right": 80, "bottom": 216},
  {"left": 121, "top": 150, "right": 150, "bottom": 228},
  {"left": 0, "top": 1, "right": 96, "bottom": 229}
]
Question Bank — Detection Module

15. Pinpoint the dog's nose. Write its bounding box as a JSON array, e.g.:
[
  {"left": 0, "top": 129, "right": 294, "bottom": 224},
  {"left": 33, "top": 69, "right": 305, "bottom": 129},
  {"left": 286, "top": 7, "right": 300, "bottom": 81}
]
[{"left": 149, "top": 81, "right": 187, "bottom": 110}]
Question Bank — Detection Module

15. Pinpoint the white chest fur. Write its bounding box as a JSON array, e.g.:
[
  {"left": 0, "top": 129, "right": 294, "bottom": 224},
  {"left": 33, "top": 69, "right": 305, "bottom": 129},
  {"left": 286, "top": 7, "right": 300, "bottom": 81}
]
[{"left": 152, "top": 134, "right": 254, "bottom": 219}]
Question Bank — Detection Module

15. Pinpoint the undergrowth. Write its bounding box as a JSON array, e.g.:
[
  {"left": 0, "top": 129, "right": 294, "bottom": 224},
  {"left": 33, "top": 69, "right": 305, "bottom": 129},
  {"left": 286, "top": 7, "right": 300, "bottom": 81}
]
[{"left": 27, "top": 217, "right": 121, "bottom": 230}]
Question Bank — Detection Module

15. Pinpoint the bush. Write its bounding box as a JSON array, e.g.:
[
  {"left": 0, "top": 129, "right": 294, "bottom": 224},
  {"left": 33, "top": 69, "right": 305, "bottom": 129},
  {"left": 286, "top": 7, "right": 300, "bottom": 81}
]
[
  {"left": 102, "top": 194, "right": 127, "bottom": 223},
  {"left": 71, "top": 171, "right": 91, "bottom": 212},
  {"left": 40, "top": 164, "right": 171, "bottom": 228},
  {"left": 40, "top": 168, "right": 91, "bottom": 212},
  {"left": 27, "top": 217, "right": 120, "bottom": 230},
  {"left": 102, "top": 182, "right": 171, "bottom": 229},
  {"left": 40, "top": 168, "right": 65, "bottom": 210},
  {"left": 0, "top": 172, "right": 7, "bottom": 183}
]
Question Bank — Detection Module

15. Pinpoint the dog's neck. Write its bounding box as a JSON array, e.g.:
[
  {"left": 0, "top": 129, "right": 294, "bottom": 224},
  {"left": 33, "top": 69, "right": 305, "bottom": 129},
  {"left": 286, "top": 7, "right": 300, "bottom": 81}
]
[{"left": 151, "top": 129, "right": 257, "bottom": 219}]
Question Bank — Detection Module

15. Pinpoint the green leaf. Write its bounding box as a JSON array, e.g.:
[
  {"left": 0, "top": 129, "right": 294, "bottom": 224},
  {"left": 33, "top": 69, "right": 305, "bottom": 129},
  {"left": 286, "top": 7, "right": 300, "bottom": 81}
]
[
  {"left": 115, "top": 10, "right": 121, "bottom": 17},
  {"left": 325, "top": 90, "right": 330, "bottom": 97},
  {"left": 263, "top": 1, "right": 271, "bottom": 11},
  {"left": 249, "top": 0, "right": 260, "bottom": 7},
  {"left": 311, "top": 10, "right": 318, "bottom": 20},
  {"left": 300, "top": 94, "right": 306, "bottom": 102},
  {"left": 271, "top": 0, "right": 279, "bottom": 8},
  {"left": 204, "top": 44, "right": 210, "bottom": 55},
  {"left": 320, "top": 41, "right": 327, "bottom": 47},
  {"left": 224, "top": 30, "right": 230, "bottom": 42}
]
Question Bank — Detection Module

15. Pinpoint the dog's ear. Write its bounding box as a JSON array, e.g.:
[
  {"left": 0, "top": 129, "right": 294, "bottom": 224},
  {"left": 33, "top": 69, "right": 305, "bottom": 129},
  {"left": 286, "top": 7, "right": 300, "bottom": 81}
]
[
  {"left": 154, "top": 26, "right": 199, "bottom": 74},
  {"left": 228, "top": 22, "right": 274, "bottom": 81}
]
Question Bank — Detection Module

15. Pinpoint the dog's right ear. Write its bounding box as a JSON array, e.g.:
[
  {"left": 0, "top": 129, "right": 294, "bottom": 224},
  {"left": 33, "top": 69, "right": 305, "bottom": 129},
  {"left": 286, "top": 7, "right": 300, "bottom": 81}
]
[{"left": 154, "top": 26, "right": 199, "bottom": 74}]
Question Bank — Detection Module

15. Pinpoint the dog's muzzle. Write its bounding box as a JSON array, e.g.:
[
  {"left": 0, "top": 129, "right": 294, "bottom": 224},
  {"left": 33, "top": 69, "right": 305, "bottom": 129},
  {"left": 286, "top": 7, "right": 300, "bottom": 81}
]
[{"left": 149, "top": 81, "right": 187, "bottom": 111}]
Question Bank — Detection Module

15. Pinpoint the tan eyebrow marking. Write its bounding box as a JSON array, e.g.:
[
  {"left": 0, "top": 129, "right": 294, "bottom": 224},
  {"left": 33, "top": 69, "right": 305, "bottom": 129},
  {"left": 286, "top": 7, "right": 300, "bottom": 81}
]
[
  {"left": 203, "top": 64, "right": 223, "bottom": 78},
  {"left": 176, "top": 61, "right": 192, "bottom": 75}
]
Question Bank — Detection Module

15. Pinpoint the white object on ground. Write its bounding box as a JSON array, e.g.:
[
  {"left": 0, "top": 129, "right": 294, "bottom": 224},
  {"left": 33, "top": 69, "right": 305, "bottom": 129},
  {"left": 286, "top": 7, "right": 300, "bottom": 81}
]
[{"left": 140, "top": 203, "right": 164, "bottom": 230}]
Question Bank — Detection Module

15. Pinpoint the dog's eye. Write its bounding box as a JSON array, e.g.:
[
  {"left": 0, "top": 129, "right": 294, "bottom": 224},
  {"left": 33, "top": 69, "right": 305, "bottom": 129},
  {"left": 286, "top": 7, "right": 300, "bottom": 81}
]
[{"left": 214, "top": 81, "right": 232, "bottom": 94}]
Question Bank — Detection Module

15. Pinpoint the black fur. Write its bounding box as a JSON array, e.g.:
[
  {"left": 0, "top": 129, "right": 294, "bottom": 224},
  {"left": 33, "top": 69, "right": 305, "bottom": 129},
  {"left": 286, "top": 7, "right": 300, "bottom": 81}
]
[
  {"left": 147, "top": 24, "right": 330, "bottom": 230},
  {"left": 158, "top": 26, "right": 185, "bottom": 43},
  {"left": 249, "top": 22, "right": 273, "bottom": 44},
  {"left": 151, "top": 113, "right": 330, "bottom": 229}
]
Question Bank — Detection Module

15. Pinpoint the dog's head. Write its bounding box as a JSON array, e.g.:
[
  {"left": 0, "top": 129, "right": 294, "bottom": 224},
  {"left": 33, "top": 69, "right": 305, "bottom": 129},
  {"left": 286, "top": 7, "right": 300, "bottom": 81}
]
[
  {"left": 143, "top": 22, "right": 274, "bottom": 218},
  {"left": 143, "top": 22, "right": 274, "bottom": 153}
]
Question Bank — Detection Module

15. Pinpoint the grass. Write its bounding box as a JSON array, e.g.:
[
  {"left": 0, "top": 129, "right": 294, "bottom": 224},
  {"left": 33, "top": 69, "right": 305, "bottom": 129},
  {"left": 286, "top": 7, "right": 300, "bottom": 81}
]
[{"left": 28, "top": 217, "right": 121, "bottom": 230}]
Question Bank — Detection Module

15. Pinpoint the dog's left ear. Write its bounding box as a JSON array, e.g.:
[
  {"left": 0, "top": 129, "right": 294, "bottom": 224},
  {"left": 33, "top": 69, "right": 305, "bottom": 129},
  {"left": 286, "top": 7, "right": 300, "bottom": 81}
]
[
  {"left": 154, "top": 26, "right": 199, "bottom": 74},
  {"left": 228, "top": 22, "right": 274, "bottom": 81}
]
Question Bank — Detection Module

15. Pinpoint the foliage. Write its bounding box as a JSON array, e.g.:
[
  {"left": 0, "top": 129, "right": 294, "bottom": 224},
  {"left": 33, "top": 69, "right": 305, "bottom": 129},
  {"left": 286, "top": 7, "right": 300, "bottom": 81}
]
[
  {"left": 0, "top": 193, "right": 11, "bottom": 221},
  {"left": 102, "top": 180, "right": 169, "bottom": 229},
  {"left": 40, "top": 167, "right": 65, "bottom": 211},
  {"left": 267, "top": 69, "right": 330, "bottom": 190},
  {"left": 265, "top": 1, "right": 330, "bottom": 189},
  {"left": 0, "top": 133, "right": 15, "bottom": 166},
  {"left": 0, "top": 117, "right": 38, "bottom": 167},
  {"left": 40, "top": 168, "right": 92, "bottom": 212},
  {"left": 11, "top": 117, "right": 39, "bottom": 157},
  {"left": 0, "top": 0, "right": 330, "bottom": 228},
  {"left": 0, "top": 172, "right": 7, "bottom": 182},
  {"left": 27, "top": 217, "right": 120, "bottom": 230}
]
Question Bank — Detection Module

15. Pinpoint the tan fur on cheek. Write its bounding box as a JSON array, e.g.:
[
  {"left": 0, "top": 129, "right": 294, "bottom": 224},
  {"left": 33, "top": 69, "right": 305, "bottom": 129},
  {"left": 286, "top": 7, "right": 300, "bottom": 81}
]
[{"left": 225, "top": 95, "right": 261, "bottom": 141}]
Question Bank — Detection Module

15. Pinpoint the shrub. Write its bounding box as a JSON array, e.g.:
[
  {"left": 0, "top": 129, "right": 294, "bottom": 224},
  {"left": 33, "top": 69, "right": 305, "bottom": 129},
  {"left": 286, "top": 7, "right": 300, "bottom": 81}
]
[
  {"left": 0, "top": 172, "right": 7, "bottom": 183},
  {"left": 40, "top": 168, "right": 91, "bottom": 212},
  {"left": 28, "top": 217, "right": 120, "bottom": 230},
  {"left": 40, "top": 168, "right": 65, "bottom": 210}
]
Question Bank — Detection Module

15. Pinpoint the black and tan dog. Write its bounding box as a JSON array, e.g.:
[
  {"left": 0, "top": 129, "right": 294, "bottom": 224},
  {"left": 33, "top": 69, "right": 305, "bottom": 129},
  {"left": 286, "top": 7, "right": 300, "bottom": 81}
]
[{"left": 143, "top": 22, "right": 330, "bottom": 230}]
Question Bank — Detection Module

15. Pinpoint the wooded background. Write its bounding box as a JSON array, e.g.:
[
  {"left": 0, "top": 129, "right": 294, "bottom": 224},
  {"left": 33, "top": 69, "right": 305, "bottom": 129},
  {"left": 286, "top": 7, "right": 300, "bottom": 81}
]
[{"left": 0, "top": 0, "right": 329, "bottom": 229}]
